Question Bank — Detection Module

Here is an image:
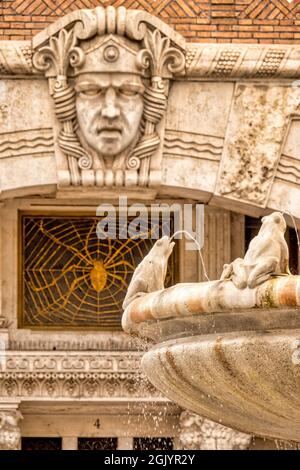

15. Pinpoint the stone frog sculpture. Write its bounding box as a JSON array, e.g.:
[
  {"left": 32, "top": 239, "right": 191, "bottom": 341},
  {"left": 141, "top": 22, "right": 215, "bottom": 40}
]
[
  {"left": 123, "top": 236, "right": 175, "bottom": 309},
  {"left": 221, "top": 212, "right": 290, "bottom": 289}
]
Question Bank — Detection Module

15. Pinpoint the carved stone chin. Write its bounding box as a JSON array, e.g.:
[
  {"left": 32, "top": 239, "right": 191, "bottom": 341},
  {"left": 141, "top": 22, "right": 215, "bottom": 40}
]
[{"left": 32, "top": 6, "right": 185, "bottom": 189}]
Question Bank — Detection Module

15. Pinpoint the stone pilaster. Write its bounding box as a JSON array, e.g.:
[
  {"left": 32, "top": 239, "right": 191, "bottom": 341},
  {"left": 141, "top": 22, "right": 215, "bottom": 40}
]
[
  {"left": 199, "top": 208, "right": 245, "bottom": 282},
  {"left": 0, "top": 401, "right": 23, "bottom": 450},
  {"left": 179, "top": 411, "right": 251, "bottom": 451},
  {"left": 0, "top": 203, "right": 5, "bottom": 328}
]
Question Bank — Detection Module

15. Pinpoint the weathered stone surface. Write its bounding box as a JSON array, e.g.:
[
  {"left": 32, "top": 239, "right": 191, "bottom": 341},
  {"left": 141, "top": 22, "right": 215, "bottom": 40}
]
[
  {"left": 0, "top": 79, "right": 56, "bottom": 194},
  {"left": 186, "top": 44, "right": 300, "bottom": 79},
  {"left": 216, "top": 84, "right": 300, "bottom": 207},
  {"left": 1, "top": 74, "right": 300, "bottom": 223}
]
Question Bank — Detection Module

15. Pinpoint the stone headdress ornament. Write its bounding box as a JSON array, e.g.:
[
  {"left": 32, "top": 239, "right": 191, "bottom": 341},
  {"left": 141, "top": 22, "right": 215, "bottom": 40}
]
[{"left": 33, "top": 6, "right": 185, "bottom": 189}]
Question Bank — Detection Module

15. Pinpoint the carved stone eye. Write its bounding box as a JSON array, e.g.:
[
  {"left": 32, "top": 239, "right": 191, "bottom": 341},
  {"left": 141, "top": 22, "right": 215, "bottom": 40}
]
[
  {"left": 79, "top": 88, "right": 102, "bottom": 97},
  {"left": 119, "top": 87, "right": 139, "bottom": 97}
]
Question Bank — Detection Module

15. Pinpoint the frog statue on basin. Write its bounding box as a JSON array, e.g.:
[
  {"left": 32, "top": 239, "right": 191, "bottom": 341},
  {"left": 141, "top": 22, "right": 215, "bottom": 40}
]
[{"left": 122, "top": 212, "right": 300, "bottom": 442}]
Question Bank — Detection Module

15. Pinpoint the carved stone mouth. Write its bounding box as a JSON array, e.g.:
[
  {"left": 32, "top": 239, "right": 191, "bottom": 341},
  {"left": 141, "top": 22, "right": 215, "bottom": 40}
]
[{"left": 96, "top": 127, "right": 122, "bottom": 137}]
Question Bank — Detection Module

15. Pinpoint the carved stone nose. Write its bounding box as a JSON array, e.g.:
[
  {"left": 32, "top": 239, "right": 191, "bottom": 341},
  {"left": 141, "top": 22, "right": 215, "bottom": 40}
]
[{"left": 101, "top": 87, "right": 120, "bottom": 119}]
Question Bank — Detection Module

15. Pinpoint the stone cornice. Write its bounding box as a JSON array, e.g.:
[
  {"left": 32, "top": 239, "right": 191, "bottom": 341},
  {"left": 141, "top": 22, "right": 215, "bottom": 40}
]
[{"left": 1, "top": 41, "right": 300, "bottom": 79}]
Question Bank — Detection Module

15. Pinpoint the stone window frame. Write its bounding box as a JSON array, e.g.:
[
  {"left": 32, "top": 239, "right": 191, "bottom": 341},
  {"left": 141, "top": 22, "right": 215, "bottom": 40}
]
[{"left": 1, "top": 198, "right": 190, "bottom": 350}]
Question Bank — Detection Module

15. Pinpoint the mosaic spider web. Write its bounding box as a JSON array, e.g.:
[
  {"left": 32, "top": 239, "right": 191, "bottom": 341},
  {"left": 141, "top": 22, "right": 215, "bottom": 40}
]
[{"left": 21, "top": 216, "right": 176, "bottom": 329}]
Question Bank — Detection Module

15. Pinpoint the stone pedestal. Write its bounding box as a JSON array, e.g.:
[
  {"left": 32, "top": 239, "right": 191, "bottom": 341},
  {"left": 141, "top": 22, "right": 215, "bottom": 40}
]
[
  {"left": 179, "top": 411, "right": 251, "bottom": 450},
  {"left": 0, "top": 401, "right": 22, "bottom": 450}
]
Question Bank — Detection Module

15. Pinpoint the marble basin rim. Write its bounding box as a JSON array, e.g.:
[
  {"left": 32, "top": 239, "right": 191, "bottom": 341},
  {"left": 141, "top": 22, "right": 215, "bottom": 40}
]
[{"left": 122, "top": 276, "right": 300, "bottom": 442}]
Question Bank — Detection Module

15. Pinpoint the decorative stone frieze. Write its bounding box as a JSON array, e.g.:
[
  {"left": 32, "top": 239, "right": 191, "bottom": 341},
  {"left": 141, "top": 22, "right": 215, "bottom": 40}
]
[{"left": 0, "top": 351, "right": 159, "bottom": 400}]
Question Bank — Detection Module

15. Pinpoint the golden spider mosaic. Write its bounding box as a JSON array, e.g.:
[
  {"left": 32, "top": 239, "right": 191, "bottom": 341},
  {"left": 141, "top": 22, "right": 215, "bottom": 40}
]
[{"left": 21, "top": 216, "right": 176, "bottom": 328}]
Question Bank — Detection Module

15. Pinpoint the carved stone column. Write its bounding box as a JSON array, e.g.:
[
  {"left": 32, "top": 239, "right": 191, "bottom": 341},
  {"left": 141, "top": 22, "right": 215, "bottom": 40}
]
[
  {"left": 179, "top": 411, "right": 251, "bottom": 450},
  {"left": 0, "top": 401, "right": 23, "bottom": 450}
]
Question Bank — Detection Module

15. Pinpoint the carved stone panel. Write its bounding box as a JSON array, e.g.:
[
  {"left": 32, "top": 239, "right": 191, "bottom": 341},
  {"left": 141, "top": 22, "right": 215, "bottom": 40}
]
[
  {"left": 162, "top": 81, "right": 233, "bottom": 195},
  {"left": 32, "top": 6, "right": 185, "bottom": 190}
]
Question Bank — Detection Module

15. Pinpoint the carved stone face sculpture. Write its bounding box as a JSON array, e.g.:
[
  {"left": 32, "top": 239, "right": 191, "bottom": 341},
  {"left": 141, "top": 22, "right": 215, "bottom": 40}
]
[
  {"left": 73, "top": 36, "right": 145, "bottom": 161},
  {"left": 32, "top": 7, "right": 185, "bottom": 187},
  {"left": 75, "top": 72, "right": 144, "bottom": 157}
]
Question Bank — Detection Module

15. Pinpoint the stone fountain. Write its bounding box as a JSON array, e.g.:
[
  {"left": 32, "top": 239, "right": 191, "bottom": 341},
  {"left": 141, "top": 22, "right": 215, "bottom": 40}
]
[{"left": 122, "top": 212, "right": 300, "bottom": 443}]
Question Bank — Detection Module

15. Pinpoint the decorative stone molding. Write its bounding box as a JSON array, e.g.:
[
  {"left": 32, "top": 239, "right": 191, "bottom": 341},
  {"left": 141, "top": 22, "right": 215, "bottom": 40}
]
[
  {"left": 32, "top": 6, "right": 185, "bottom": 189},
  {"left": 0, "top": 128, "right": 54, "bottom": 161},
  {"left": 0, "top": 402, "right": 22, "bottom": 450},
  {"left": 9, "top": 334, "right": 141, "bottom": 351},
  {"left": 179, "top": 411, "right": 251, "bottom": 450},
  {"left": 185, "top": 44, "right": 300, "bottom": 79},
  {"left": 0, "top": 42, "right": 33, "bottom": 75},
  {"left": 0, "top": 351, "right": 159, "bottom": 400},
  {"left": 3, "top": 41, "right": 300, "bottom": 80}
]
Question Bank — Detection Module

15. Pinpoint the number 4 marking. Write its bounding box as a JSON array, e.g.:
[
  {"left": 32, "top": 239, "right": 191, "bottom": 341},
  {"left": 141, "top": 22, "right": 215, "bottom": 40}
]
[{"left": 94, "top": 419, "right": 101, "bottom": 429}]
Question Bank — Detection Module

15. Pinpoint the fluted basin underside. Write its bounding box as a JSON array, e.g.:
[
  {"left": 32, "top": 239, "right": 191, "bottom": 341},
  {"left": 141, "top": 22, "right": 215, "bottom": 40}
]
[{"left": 141, "top": 330, "right": 300, "bottom": 442}]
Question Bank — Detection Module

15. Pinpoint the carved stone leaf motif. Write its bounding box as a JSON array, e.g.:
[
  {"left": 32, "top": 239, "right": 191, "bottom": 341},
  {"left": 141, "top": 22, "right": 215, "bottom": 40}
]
[
  {"left": 33, "top": 29, "right": 84, "bottom": 76},
  {"left": 128, "top": 29, "right": 185, "bottom": 185},
  {"left": 137, "top": 29, "right": 185, "bottom": 78}
]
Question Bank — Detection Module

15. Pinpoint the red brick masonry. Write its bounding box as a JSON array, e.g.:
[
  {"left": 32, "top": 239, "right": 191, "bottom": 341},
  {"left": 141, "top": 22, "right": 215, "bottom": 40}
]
[{"left": 1, "top": 0, "right": 300, "bottom": 43}]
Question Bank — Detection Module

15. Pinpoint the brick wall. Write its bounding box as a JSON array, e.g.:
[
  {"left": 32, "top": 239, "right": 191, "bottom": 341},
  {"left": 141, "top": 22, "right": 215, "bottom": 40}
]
[{"left": 1, "top": 0, "right": 300, "bottom": 43}]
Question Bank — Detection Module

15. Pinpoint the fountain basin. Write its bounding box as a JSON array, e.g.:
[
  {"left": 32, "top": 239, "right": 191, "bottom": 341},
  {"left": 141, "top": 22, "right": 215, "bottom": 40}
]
[
  {"left": 142, "top": 329, "right": 300, "bottom": 442},
  {"left": 123, "top": 276, "right": 300, "bottom": 441}
]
